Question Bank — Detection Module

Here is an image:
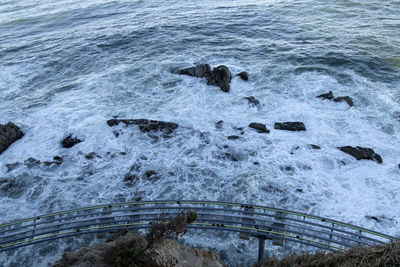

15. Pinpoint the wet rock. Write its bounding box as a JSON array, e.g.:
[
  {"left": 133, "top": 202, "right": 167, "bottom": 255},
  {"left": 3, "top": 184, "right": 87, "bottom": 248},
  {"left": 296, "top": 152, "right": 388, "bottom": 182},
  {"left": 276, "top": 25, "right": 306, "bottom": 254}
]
[
  {"left": 296, "top": 189, "right": 303, "bottom": 193},
  {"left": 249, "top": 123, "right": 270, "bottom": 133},
  {"left": 206, "top": 65, "right": 232, "bottom": 92},
  {"left": 393, "top": 111, "right": 400, "bottom": 123},
  {"left": 398, "top": 163, "right": 400, "bottom": 169},
  {"left": 53, "top": 156, "right": 63, "bottom": 162},
  {"left": 24, "top": 157, "right": 41, "bottom": 167},
  {"left": 61, "top": 135, "right": 83, "bottom": 148},
  {"left": 253, "top": 161, "right": 259, "bottom": 165},
  {"left": 334, "top": 96, "right": 354, "bottom": 107},
  {"left": 262, "top": 185, "right": 284, "bottom": 193},
  {"left": 366, "top": 216, "right": 381, "bottom": 223},
  {"left": 44, "top": 156, "right": 63, "bottom": 166},
  {"left": 124, "top": 174, "right": 138, "bottom": 183},
  {"left": 236, "top": 71, "right": 249, "bottom": 81},
  {"left": 308, "top": 144, "right": 321, "bottom": 150},
  {"left": 179, "top": 64, "right": 211, "bottom": 78},
  {"left": 339, "top": 146, "right": 382, "bottom": 163},
  {"left": 316, "top": 91, "right": 334, "bottom": 100},
  {"left": 6, "top": 162, "right": 21, "bottom": 172},
  {"left": 145, "top": 170, "right": 160, "bottom": 181},
  {"left": 215, "top": 120, "right": 224, "bottom": 129},
  {"left": 85, "top": 152, "right": 101, "bottom": 160},
  {"left": 274, "top": 122, "right": 306, "bottom": 131},
  {"left": 227, "top": 135, "right": 240, "bottom": 140},
  {"left": 244, "top": 96, "right": 259, "bottom": 106},
  {"left": 107, "top": 119, "right": 178, "bottom": 135},
  {"left": 0, "top": 122, "right": 24, "bottom": 155}
]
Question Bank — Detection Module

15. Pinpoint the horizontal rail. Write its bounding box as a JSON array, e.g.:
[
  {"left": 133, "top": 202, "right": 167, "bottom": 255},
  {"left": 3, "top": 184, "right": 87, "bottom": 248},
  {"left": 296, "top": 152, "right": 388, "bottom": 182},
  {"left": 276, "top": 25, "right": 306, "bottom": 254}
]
[{"left": 0, "top": 200, "right": 397, "bottom": 254}]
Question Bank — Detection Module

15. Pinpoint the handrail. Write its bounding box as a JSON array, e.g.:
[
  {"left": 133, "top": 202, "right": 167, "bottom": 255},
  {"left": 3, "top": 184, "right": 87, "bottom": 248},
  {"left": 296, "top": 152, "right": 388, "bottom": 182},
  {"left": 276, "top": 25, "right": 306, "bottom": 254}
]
[{"left": 0, "top": 200, "right": 397, "bottom": 263}]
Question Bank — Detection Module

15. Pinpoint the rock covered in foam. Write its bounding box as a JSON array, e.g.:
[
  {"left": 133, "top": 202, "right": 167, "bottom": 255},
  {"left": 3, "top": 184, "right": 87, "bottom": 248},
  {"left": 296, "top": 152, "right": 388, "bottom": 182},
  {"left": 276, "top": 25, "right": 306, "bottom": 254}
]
[
  {"left": 0, "top": 122, "right": 24, "bottom": 155},
  {"left": 339, "top": 146, "right": 382, "bottom": 163},
  {"left": 107, "top": 119, "right": 178, "bottom": 135}
]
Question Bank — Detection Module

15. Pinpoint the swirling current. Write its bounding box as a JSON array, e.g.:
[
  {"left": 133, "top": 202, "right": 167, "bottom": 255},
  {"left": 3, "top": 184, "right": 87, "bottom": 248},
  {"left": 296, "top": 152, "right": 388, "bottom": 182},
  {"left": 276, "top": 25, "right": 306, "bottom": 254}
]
[{"left": 0, "top": 0, "right": 399, "bottom": 266}]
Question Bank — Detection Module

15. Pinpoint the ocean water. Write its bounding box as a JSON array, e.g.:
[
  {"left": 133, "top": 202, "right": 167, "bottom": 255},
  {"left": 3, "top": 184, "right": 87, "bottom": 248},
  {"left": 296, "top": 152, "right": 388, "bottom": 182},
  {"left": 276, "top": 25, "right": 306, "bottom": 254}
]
[{"left": 0, "top": 0, "right": 399, "bottom": 265}]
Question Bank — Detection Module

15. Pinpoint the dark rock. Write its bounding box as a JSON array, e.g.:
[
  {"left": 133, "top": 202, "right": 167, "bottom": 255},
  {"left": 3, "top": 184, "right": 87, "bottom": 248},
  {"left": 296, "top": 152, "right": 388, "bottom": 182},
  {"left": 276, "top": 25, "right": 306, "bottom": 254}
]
[
  {"left": 206, "top": 65, "right": 232, "bottom": 92},
  {"left": 0, "top": 122, "right": 24, "bottom": 155},
  {"left": 61, "top": 135, "right": 83, "bottom": 148},
  {"left": 308, "top": 144, "right": 321, "bottom": 150},
  {"left": 178, "top": 64, "right": 211, "bottom": 78},
  {"left": 393, "top": 111, "right": 400, "bottom": 123},
  {"left": 274, "top": 122, "right": 306, "bottom": 131},
  {"left": 237, "top": 71, "right": 249, "bottom": 81},
  {"left": 215, "top": 120, "right": 224, "bottom": 129},
  {"left": 262, "top": 185, "right": 284, "bottom": 193},
  {"left": 334, "top": 96, "right": 354, "bottom": 107},
  {"left": 398, "top": 163, "right": 400, "bottom": 169},
  {"left": 53, "top": 156, "right": 63, "bottom": 162},
  {"left": 366, "top": 216, "right": 381, "bottom": 223},
  {"left": 227, "top": 135, "right": 240, "bottom": 140},
  {"left": 119, "top": 152, "right": 126, "bottom": 156},
  {"left": 339, "top": 146, "right": 382, "bottom": 163},
  {"left": 85, "top": 152, "right": 101, "bottom": 160},
  {"left": 249, "top": 123, "right": 270, "bottom": 134},
  {"left": 24, "top": 157, "right": 40, "bottom": 167},
  {"left": 253, "top": 161, "right": 259, "bottom": 165},
  {"left": 107, "top": 119, "right": 178, "bottom": 135},
  {"left": 317, "top": 91, "right": 334, "bottom": 100},
  {"left": 6, "top": 162, "right": 21, "bottom": 172},
  {"left": 224, "top": 152, "right": 239, "bottom": 162},
  {"left": 244, "top": 96, "right": 259, "bottom": 106},
  {"left": 145, "top": 170, "right": 159, "bottom": 180},
  {"left": 124, "top": 174, "right": 138, "bottom": 183},
  {"left": 296, "top": 189, "right": 303, "bottom": 193}
]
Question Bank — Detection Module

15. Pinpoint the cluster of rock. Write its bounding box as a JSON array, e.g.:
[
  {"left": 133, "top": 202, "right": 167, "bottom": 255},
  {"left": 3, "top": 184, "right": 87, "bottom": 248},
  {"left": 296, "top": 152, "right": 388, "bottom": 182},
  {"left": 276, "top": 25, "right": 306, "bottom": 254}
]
[
  {"left": 178, "top": 63, "right": 248, "bottom": 92},
  {"left": 317, "top": 91, "right": 354, "bottom": 107}
]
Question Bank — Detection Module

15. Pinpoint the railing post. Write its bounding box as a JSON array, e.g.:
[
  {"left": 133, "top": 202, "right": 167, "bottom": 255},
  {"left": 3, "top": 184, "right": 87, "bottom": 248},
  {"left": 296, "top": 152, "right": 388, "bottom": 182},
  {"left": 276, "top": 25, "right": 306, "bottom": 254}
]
[{"left": 258, "top": 237, "right": 265, "bottom": 263}]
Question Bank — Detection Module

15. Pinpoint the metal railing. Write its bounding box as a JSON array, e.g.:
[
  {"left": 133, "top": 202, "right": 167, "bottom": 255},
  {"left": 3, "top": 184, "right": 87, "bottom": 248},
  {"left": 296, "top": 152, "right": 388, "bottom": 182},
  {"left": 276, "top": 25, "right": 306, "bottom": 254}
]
[{"left": 0, "top": 200, "right": 397, "bottom": 262}]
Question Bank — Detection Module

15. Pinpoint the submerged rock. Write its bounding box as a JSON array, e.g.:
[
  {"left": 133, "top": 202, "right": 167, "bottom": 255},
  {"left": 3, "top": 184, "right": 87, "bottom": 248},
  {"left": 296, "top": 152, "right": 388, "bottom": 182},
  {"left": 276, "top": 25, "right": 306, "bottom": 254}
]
[
  {"left": 274, "top": 122, "right": 306, "bottom": 131},
  {"left": 338, "top": 146, "right": 382, "bottom": 163},
  {"left": 249, "top": 123, "right": 270, "bottom": 133},
  {"left": 206, "top": 65, "right": 232, "bottom": 92},
  {"left": 244, "top": 96, "right": 259, "bottom": 106},
  {"left": 308, "top": 144, "right": 321, "bottom": 150},
  {"left": 236, "top": 71, "right": 249, "bottom": 81},
  {"left": 61, "top": 135, "right": 83, "bottom": 148},
  {"left": 107, "top": 119, "right": 179, "bottom": 135},
  {"left": 334, "top": 96, "right": 354, "bottom": 107},
  {"left": 0, "top": 122, "right": 24, "bottom": 155},
  {"left": 179, "top": 64, "right": 211, "bottom": 78},
  {"left": 316, "top": 91, "right": 334, "bottom": 100}
]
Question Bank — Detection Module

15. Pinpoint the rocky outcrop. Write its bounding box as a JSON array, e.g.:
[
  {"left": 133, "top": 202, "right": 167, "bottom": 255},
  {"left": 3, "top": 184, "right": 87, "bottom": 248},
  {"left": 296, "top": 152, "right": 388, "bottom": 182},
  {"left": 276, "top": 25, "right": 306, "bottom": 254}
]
[
  {"left": 338, "top": 146, "right": 382, "bottom": 163},
  {"left": 249, "top": 123, "right": 270, "bottom": 133},
  {"left": 317, "top": 91, "right": 334, "bottom": 100},
  {"left": 0, "top": 122, "right": 24, "bottom": 155},
  {"left": 53, "top": 232, "right": 226, "bottom": 267},
  {"left": 179, "top": 64, "right": 211, "bottom": 78},
  {"left": 61, "top": 135, "right": 83, "bottom": 148},
  {"left": 274, "top": 122, "right": 306, "bottom": 131},
  {"left": 179, "top": 64, "right": 232, "bottom": 92},
  {"left": 334, "top": 96, "right": 354, "bottom": 107},
  {"left": 316, "top": 91, "right": 354, "bottom": 107},
  {"left": 244, "top": 96, "right": 259, "bottom": 106},
  {"left": 236, "top": 71, "right": 249, "bottom": 81},
  {"left": 206, "top": 65, "right": 232, "bottom": 92},
  {"left": 107, "top": 119, "right": 179, "bottom": 135}
]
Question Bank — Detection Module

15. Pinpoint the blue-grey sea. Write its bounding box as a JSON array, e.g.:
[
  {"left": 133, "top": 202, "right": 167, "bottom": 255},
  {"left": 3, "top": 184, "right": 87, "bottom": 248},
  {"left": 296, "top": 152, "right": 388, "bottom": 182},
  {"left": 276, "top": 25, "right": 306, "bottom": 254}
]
[{"left": 0, "top": 0, "right": 399, "bottom": 266}]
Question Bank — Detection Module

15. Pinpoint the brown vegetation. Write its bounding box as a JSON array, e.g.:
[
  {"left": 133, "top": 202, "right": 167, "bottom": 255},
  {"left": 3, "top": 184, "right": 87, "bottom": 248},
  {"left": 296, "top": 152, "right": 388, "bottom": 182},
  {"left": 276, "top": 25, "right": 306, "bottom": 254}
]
[{"left": 258, "top": 241, "right": 400, "bottom": 267}]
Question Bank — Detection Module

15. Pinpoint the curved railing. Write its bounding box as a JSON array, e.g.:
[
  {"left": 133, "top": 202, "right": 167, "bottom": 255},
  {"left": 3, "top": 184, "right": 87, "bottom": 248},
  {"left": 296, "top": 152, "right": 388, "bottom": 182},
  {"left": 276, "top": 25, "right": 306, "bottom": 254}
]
[{"left": 0, "top": 200, "right": 397, "bottom": 262}]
